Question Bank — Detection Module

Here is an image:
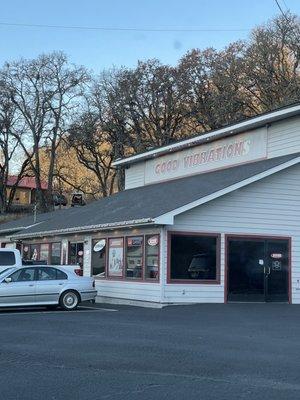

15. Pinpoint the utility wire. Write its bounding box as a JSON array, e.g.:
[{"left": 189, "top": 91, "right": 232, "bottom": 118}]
[
  {"left": 0, "top": 21, "right": 250, "bottom": 33},
  {"left": 275, "top": 0, "right": 287, "bottom": 17},
  {"left": 274, "top": 0, "right": 299, "bottom": 41}
]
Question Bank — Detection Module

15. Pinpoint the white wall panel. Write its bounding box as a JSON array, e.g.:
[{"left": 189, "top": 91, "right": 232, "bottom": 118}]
[{"left": 165, "top": 163, "right": 300, "bottom": 304}]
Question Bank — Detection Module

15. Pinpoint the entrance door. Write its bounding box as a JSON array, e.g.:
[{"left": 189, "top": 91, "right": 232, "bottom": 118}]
[{"left": 227, "top": 238, "right": 289, "bottom": 302}]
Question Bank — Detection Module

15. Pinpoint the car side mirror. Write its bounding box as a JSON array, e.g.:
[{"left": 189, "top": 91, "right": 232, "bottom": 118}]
[{"left": 4, "top": 277, "right": 12, "bottom": 283}]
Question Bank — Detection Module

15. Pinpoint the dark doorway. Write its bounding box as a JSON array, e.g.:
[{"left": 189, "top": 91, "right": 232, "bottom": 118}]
[{"left": 227, "top": 237, "right": 290, "bottom": 302}]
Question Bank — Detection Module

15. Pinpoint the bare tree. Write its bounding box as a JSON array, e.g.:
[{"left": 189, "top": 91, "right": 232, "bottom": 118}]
[
  {"left": 241, "top": 13, "right": 300, "bottom": 111},
  {"left": 0, "top": 89, "right": 32, "bottom": 213},
  {"left": 0, "top": 52, "right": 89, "bottom": 212},
  {"left": 67, "top": 111, "right": 116, "bottom": 197},
  {"left": 177, "top": 44, "right": 252, "bottom": 132}
]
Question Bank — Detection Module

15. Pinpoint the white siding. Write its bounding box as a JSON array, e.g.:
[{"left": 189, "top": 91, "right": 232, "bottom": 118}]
[
  {"left": 124, "top": 163, "right": 145, "bottom": 189},
  {"left": 95, "top": 280, "right": 161, "bottom": 302},
  {"left": 164, "top": 163, "right": 300, "bottom": 304},
  {"left": 268, "top": 116, "right": 300, "bottom": 158},
  {"left": 91, "top": 227, "right": 163, "bottom": 303},
  {"left": 83, "top": 235, "right": 92, "bottom": 276}
]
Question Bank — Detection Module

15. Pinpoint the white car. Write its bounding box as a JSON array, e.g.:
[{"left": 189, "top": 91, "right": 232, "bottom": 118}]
[{"left": 0, "top": 265, "right": 97, "bottom": 310}]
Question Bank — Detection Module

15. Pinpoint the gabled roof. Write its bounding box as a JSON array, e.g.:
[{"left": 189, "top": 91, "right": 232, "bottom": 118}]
[
  {"left": 1, "top": 153, "right": 298, "bottom": 240},
  {"left": 113, "top": 102, "right": 300, "bottom": 167},
  {"left": 7, "top": 176, "right": 48, "bottom": 190}
]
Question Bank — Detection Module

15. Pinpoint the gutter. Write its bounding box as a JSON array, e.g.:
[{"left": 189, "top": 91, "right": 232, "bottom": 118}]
[
  {"left": 10, "top": 218, "right": 155, "bottom": 240},
  {"left": 0, "top": 221, "right": 44, "bottom": 236}
]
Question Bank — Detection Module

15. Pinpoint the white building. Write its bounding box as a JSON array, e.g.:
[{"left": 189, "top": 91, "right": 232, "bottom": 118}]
[{"left": 1, "top": 104, "right": 300, "bottom": 305}]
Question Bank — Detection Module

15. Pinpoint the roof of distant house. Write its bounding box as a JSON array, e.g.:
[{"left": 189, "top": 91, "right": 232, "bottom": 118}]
[{"left": 6, "top": 176, "right": 48, "bottom": 190}]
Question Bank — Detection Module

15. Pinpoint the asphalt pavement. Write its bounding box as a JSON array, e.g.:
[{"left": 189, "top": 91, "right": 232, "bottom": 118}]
[{"left": 1, "top": 303, "right": 300, "bottom": 400}]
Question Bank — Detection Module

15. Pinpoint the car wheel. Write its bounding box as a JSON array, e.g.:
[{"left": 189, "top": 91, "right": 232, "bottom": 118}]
[{"left": 60, "top": 291, "right": 80, "bottom": 311}]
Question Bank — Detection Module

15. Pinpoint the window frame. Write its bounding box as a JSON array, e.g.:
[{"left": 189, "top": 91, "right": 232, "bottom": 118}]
[
  {"left": 22, "top": 242, "right": 62, "bottom": 265},
  {"left": 37, "top": 266, "right": 68, "bottom": 281},
  {"left": 91, "top": 238, "right": 107, "bottom": 278},
  {"left": 107, "top": 237, "right": 125, "bottom": 280},
  {"left": 50, "top": 242, "right": 62, "bottom": 265},
  {"left": 8, "top": 267, "right": 38, "bottom": 282},
  {"left": 144, "top": 234, "right": 160, "bottom": 281},
  {"left": 93, "top": 234, "right": 160, "bottom": 283},
  {"left": 125, "top": 235, "right": 144, "bottom": 280},
  {"left": 68, "top": 241, "right": 84, "bottom": 266},
  {"left": 167, "top": 231, "right": 221, "bottom": 284}
]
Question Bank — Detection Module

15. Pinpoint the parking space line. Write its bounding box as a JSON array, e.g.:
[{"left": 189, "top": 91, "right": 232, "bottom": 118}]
[
  {"left": 0, "top": 307, "right": 118, "bottom": 316},
  {"left": 79, "top": 306, "right": 118, "bottom": 312}
]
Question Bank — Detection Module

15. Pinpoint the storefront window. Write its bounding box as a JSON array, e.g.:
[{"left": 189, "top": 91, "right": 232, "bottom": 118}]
[
  {"left": 92, "top": 239, "right": 106, "bottom": 277},
  {"left": 68, "top": 242, "right": 84, "bottom": 268},
  {"left": 145, "top": 235, "right": 159, "bottom": 280},
  {"left": 125, "top": 236, "right": 143, "bottom": 279},
  {"left": 170, "top": 233, "right": 218, "bottom": 281},
  {"left": 22, "top": 244, "right": 30, "bottom": 260},
  {"left": 22, "top": 242, "right": 62, "bottom": 265},
  {"left": 30, "top": 244, "right": 39, "bottom": 261},
  {"left": 51, "top": 243, "right": 61, "bottom": 265},
  {"left": 40, "top": 244, "right": 49, "bottom": 263},
  {"left": 108, "top": 238, "right": 124, "bottom": 278}
]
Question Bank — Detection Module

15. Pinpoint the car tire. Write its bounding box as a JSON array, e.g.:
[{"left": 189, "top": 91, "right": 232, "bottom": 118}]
[{"left": 59, "top": 290, "right": 80, "bottom": 311}]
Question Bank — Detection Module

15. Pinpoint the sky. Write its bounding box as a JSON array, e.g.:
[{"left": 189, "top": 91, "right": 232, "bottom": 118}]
[{"left": 0, "top": 0, "right": 300, "bottom": 73}]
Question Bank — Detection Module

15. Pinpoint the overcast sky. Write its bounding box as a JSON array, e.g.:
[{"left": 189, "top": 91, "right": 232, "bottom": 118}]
[{"left": 0, "top": 0, "right": 299, "bottom": 72}]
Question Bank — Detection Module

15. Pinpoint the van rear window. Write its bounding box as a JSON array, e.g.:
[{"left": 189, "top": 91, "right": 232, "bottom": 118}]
[{"left": 0, "top": 252, "right": 16, "bottom": 266}]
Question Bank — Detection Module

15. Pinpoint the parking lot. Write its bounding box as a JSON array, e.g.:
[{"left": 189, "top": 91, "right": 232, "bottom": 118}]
[{"left": 1, "top": 303, "right": 300, "bottom": 400}]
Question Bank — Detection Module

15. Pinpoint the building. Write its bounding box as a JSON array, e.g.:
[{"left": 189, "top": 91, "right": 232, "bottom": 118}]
[
  {"left": 1, "top": 103, "right": 300, "bottom": 305},
  {"left": 6, "top": 176, "right": 48, "bottom": 208}
]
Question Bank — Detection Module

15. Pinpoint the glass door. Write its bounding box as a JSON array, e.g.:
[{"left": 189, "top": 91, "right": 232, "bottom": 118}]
[
  {"left": 265, "top": 240, "right": 289, "bottom": 302},
  {"left": 228, "top": 239, "right": 265, "bottom": 302},
  {"left": 227, "top": 238, "right": 289, "bottom": 302}
]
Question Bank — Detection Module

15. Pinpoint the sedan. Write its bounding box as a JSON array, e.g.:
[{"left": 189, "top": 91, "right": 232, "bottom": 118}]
[{"left": 0, "top": 265, "right": 97, "bottom": 310}]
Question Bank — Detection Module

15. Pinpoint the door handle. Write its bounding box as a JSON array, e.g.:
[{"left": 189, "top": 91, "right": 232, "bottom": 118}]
[
  {"left": 28, "top": 284, "right": 34, "bottom": 287},
  {"left": 263, "top": 267, "right": 271, "bottom": 276}
]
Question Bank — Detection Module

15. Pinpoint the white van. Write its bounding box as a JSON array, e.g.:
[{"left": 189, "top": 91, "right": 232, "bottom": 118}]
[{"left": 0, "top": 249, "right": 22, "bottom": 273}]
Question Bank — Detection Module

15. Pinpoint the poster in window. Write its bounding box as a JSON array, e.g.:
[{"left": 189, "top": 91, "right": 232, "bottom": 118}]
[{"left": 108, "top": 238, "right": 124, "bottom": 277}]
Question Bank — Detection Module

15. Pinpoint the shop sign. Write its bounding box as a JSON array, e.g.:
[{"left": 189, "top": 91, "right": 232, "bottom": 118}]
[
  {"left": 93, "top": 239, "right": 106, "bottom": 252},
  {"left": 144, "top": 128, "right": 267, "bottom": 184},
  {"left": 271, "top": 253, "right": 283, "bottom": 259},
  {"left": 148, "top": 236, "right": 159, "bottom": 246},
  {"left": 127, "top": 237, "right": 143, "bottom": 246}
]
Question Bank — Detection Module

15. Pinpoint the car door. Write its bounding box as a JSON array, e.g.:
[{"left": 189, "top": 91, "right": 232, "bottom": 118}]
[
  {"left": 0, "top": 268, "right": 37, "bottom": 306},
  {"left": 35, "top": 267, "right": 68, "bottom": 304}
]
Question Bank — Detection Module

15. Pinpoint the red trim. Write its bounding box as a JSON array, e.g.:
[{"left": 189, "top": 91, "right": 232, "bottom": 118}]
[
  {"left": 166, "top": 231, "right": 221, "bottom": 284},
  {"left": 94, "top": 233, "right": 160, "bottom": 283},
  {"left": 224, "top": 234, "right": 292, "bottom": 303},
  {"left": 124, "top": 235, "right": 144, "bottom": 281},
  {"left": 22, "top": 241, "right": 62, "bottom": 265},
  {"left": 107, "top": 237, "right": 124, "bottom": 280},
  {"left": 68, "top": 241, "right": 84, "bottom": 266},
  {"left": 144, "top": 234, "right": 160, "bottom": 282}
]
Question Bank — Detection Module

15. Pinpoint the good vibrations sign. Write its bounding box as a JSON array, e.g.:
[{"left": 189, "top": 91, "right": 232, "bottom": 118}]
[{"left": 144, "top": 128, "right": 267, "bottom": 184}]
